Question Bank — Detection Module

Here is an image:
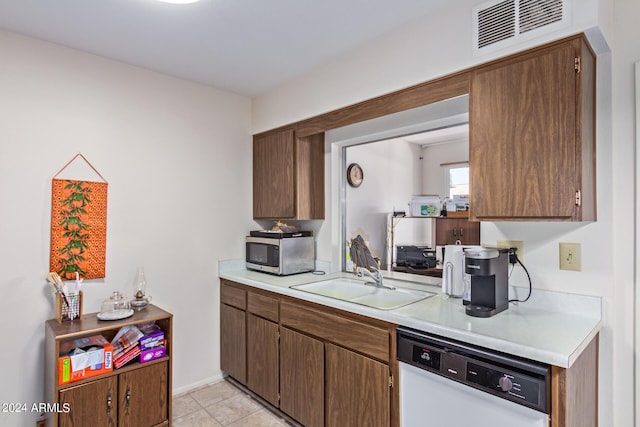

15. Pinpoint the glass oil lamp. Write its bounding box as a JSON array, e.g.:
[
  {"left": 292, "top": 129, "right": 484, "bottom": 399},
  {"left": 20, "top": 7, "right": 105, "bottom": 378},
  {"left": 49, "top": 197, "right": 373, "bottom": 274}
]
[{"left": 130, "top": 267, "right": 152, "bottom": 310}]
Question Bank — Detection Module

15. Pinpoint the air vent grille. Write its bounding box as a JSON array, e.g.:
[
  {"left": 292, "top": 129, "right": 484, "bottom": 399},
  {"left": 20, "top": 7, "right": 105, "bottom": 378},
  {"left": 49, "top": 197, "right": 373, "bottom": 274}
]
[
  {"left": 519, "top": 0, "right": 563, "bottom": 33},
  {"left": 478, "top": 0, "right": 515, "bottom": 49},
  {"left": 474, "top": 0, "right": 568, "bottom": 51}
]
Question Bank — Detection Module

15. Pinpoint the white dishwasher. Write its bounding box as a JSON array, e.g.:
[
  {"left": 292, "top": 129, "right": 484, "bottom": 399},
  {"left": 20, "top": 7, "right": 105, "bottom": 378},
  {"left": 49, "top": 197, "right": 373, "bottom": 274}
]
[{"left": 397, "top": 327, "right": 550, "bottom": 427}]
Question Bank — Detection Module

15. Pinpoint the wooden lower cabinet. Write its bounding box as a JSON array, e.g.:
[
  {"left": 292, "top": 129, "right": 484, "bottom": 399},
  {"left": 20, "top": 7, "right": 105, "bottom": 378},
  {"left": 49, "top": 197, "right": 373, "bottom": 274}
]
[
  {"left": 551, "top": 334, "right": 599, "bottom": 427},
  {"left": 221, "top": 280, "right": 599, "bottom": 427},
  {"left": 58, "top": 362, "right": 168, "bottom": 427},
  {"left": 47, "top": 305, "right": 172, "bottom": 427},
  {"left": 279, "top": 327, "right": 324, "bottom": 427},
  {"left": 247, "top": 314, "right": 279, "bottom": 406},
  {"left": 59, "top": 376, "right": 117, "bottom": 427},
  {"left": 220, "top": 282, "right": 280, "bottom": 406},
  {"left": 220, "top": 303, "right": 247, "bottom": 384},
  {"left": 220, "top": 280, "right": 397, "bottom": 427},
  {"left": 325, "top": 343, "right": 390, "bottom": 427},
  {"left": 118, "top": 362, "right": 169, "bottom": 427}
]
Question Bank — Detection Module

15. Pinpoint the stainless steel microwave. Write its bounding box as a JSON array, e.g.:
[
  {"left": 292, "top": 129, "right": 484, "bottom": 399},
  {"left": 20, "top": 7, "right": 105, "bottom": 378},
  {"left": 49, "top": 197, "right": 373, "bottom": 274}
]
[{"left": 246, "top": 234, "right": 314, "bottom": 276}]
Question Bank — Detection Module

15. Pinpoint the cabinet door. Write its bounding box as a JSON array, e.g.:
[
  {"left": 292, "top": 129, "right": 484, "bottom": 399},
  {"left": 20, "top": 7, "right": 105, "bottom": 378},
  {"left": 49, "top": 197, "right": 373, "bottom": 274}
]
[
  {"left": 437, "top": 218, "right": 480, "bottom": 245},
  {"left": 280, "top": 327, "right": 324, "bottom": 427},
  {"left": 59, "top": 376, "right": 118, "bottom": 427},
  {"left": 118, "top": 361, "right": 168, "bottom": 427},
  {"left": 220, "top": 303, "right": 247, "bottom": 384},
  {"left": 459, "top": 219, "right": 480, "bottom": 245},
  {"left": 325, "top": 343, "right": 390, "bottom": 427},
  {"left": 470, "top": 41, "right": 577, "bottom": 220},
  {"left": 253, "top": 129, "right": 296, "bottom": 219},
  {"left": 436, "top": 218, "right": 454, "bottom": 245},
  {"left": 247, "top": 314, "right": 279, "bottom": 406},
  {"left": 295, "top": 133, "right": 325, "bottom": 220}
]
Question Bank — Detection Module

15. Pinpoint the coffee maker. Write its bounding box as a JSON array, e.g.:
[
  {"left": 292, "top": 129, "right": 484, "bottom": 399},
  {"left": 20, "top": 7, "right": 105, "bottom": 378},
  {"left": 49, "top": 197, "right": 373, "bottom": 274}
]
[{"left": 464, "top": 248, "right": 509, "bottom": 318}]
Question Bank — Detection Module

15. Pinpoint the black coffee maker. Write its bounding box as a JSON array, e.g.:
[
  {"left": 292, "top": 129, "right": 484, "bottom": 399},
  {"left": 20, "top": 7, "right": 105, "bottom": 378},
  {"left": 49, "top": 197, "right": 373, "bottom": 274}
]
[{"left": 464, "top": 248, "right": 509, "bottom": 318}]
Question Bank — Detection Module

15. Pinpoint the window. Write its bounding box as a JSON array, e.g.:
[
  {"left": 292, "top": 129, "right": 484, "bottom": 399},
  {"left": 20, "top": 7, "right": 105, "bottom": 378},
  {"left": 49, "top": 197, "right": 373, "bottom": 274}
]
[{"left": 444, "top": 164, "right": 469, "bottom": 199}]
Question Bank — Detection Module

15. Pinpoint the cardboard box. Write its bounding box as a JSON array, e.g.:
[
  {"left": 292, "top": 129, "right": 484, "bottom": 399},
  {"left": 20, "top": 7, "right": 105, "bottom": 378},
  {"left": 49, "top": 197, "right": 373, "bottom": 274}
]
[
  {"left": 140, "top": 331, "right": 164, "bottom": 351},
  {"left": 138, "top": 323, "right": 165, "bottom": 351},
  {"left": 139, "top": 346, "right": 166, "bottom": 364},
  {"left": 410, "top": 195, "right": 441, "bottom": 217},
  {"left": 58, "top": 335, "right": 113, "bottom": 385}
]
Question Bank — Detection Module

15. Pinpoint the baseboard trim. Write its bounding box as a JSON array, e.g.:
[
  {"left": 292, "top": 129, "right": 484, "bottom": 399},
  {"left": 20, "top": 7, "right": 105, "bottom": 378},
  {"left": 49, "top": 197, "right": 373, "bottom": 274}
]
[{"left": 172, "top": 373, "right": 225, "bottom": 396}]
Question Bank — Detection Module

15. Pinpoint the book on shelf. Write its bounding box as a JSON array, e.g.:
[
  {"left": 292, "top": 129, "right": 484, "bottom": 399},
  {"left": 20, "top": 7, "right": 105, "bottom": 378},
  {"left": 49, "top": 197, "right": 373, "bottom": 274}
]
[
  {"left": 111, "top": 325, "right": 143, "bottom": 356},
  {"left": 114, "top": 345, "right": 141, "bottom": 369},
  {"left": 113, "top": 340, "right": 138, "bottom": 360}
]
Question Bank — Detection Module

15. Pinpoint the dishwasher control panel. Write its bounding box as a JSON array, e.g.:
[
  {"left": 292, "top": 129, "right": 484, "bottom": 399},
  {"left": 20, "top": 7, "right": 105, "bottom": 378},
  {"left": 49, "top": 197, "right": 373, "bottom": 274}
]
[
  {"left": 412, "top": 345, "right": 440, "bottom": 370},
  {"left": 398, "top": 327, "right": 550, "bottom": 413}
]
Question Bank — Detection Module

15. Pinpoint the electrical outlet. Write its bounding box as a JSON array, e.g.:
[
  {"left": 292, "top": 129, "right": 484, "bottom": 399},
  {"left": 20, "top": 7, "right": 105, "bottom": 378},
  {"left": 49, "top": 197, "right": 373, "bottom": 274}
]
[
  {"left": 559, "top": 242, "right": 582, "bottom": 271},
  {"left": 497, "top": 240, "right": 524, "bottom": 263}
]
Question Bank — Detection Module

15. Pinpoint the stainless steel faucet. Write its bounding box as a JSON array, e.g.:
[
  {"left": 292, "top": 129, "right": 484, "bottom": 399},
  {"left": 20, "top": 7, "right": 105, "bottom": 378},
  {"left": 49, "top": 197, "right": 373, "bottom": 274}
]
[{"left": 356, "top": 266, "right": 384, "bottom": 287}]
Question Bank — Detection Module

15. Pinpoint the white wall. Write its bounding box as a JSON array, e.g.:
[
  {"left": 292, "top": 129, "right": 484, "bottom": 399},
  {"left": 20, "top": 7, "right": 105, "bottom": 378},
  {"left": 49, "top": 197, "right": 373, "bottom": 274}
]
[
  {"left": 253, "top": 1, "right": 628, "bottom": 426},
  {"left": 252, "top": 0, "right": 605, "bottom": 133},
  {"left": 612, "top": 0, "right": 640, "bottom": 421},
  {"left": 0, "top": 30, "right": 254, "bottom": 427},
  {"left": 421, "top": 139, "right": 469, "bottom": 196},
  {"left": 345, "top": 140, "right": 422, "bottom": 264}
]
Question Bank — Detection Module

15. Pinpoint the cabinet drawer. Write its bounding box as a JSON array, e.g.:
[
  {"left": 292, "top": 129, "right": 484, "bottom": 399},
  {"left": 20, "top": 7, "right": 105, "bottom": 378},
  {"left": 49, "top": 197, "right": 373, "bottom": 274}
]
[
  {"left": 248, "top": 292, "right": 279, "bottom": 322},
  {"left": 221, "top": 282, "right": 246, "bottom": 310},
  {"left": 280, "top": 301, "right": 390, "bottom": 362}
]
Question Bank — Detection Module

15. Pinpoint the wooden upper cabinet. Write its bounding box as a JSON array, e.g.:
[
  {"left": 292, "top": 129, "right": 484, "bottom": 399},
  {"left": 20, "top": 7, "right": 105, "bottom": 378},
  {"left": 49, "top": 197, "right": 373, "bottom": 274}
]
[
  {"left": 253, "top": 128, "right": 325, "bottom": 220},
  {"left": 469, "top": 35, "right": 595, "bottom": 221},
  {"left": 435, "top": 217, "right": 480, "bottom": 246}
]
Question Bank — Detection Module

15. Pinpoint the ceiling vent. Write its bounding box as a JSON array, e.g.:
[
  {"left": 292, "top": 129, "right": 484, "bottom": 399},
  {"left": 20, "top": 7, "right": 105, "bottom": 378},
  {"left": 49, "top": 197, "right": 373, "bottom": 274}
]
[{"left": 473, "top": 0, "right": 570, "bottom": 54}]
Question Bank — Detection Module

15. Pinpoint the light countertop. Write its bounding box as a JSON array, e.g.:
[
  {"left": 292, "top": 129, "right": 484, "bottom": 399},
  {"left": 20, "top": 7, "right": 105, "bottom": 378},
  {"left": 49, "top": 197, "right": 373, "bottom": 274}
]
[{"left": 219, "top": 260, "right": 601, "bottom": 368}]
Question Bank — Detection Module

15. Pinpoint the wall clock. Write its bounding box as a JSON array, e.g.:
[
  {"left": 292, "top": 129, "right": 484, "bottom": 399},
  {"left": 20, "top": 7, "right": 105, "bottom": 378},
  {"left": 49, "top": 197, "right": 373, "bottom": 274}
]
[{"left": 346, "top": 163, "right": 364, "bottom": 187}]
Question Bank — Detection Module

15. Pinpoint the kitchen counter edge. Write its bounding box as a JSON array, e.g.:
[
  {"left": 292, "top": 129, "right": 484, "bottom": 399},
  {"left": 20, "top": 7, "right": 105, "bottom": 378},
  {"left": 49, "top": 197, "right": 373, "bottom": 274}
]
[{"left": 218, "top": 266, "right": 601, "bottom": 368}]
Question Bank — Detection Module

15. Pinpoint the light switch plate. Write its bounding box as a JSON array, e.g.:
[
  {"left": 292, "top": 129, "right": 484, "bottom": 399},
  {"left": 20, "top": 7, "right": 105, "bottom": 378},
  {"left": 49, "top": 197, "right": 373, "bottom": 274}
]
[{"left": 559, "top": 242, "right": 581, "bottom": 271}]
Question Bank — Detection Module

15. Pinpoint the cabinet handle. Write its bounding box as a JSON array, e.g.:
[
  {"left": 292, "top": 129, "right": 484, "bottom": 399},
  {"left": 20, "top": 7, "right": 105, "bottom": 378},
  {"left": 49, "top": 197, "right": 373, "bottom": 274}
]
[
  {"left": 459, "top": 228, "right": 464, "bottom": 237},
  {"left": 126, "top": 387, "right": 131, "bottom": 409},
  {"left": 453, "top": 228, "right": 457, "bottom": 237},
  {"left": 106, "top": 392, "right": 112, "bottom": 414}
]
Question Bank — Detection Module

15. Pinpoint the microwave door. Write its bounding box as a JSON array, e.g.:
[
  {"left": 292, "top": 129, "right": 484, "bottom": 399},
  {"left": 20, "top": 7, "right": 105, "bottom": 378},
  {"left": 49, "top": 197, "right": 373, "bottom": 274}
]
[
  {"left": 247, "top": 242, "right": 267, "bottom": 265},
  {"left": 246, "top": 239, "right": 280, "bottom": 274}
]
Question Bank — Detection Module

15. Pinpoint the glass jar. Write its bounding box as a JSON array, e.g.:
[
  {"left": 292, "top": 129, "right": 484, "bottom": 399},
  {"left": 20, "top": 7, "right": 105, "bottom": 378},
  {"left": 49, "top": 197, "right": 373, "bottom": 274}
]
[{"left": 100, "top": 291, "right": 129, "bottom": 314}]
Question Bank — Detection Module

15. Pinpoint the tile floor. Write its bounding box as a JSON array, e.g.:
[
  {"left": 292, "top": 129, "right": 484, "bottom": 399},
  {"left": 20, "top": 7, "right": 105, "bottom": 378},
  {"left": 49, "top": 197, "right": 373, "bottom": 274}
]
[{"left": 172, "top": 379, "right": 296, "bottom": 427}]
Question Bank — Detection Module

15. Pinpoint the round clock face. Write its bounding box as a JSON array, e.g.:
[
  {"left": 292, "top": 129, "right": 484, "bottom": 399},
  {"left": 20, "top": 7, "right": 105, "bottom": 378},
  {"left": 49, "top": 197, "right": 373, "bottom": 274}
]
[{"left": 347, "top": 163, "right": 363, "bottom": 187}]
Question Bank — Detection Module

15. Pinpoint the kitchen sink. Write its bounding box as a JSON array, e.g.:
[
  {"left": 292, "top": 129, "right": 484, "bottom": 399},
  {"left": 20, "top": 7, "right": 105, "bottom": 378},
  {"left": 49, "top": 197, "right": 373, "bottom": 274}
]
[{"left": 290, "top": 278, "right": 435, "bottom": 310}]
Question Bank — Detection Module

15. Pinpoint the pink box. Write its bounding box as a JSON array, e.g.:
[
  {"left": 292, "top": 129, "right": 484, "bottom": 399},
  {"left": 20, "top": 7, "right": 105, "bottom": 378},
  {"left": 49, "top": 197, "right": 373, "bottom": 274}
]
[{"left": 139, "top": 346, "right": 166, "bottom": 363}]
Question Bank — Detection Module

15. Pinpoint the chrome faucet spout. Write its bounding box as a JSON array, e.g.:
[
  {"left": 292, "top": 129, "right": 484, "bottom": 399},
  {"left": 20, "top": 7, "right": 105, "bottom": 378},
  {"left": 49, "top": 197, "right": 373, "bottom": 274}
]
[{"left": 355, "top": 267, "right": 384, "bottom": 287}]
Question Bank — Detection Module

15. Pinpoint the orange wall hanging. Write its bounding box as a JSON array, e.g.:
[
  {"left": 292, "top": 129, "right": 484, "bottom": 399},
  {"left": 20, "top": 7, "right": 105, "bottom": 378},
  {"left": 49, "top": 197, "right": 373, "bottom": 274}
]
[{"left": 50, "top": 154, "right": 108, "bottom": 280}]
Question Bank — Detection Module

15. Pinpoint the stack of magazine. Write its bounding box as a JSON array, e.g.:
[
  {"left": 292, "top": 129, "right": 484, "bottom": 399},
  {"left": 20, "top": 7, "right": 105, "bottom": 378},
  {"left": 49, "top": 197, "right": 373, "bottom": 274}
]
[{"left": 111, "top": 325, "right": 143, "bottom": 369}]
